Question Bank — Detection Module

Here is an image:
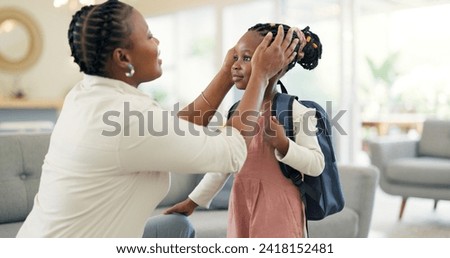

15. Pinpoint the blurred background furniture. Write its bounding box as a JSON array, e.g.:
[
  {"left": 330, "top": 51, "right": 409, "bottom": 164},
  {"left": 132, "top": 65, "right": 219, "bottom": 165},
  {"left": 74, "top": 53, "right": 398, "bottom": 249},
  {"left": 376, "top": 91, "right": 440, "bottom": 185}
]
[
  {"left": 368, "top": 119, "right": 450, "bottom": 220},
  {"left": 0, "top": 121, "right": 54, "bottom": 135},
  {"left": 362, "top": 116, "right": 424, "bottom": 136},
  {"left": 0, "top": 133, "right": 379, "bottom": 238},
  {"left": 166, "top": 164, "right": 380, "bottom": 238},
  {"left": 0, "top": 133, "right": 50, "bottom": 237},
  {"left": 0, "top": 99, "right": 61, "bottom": 135}
]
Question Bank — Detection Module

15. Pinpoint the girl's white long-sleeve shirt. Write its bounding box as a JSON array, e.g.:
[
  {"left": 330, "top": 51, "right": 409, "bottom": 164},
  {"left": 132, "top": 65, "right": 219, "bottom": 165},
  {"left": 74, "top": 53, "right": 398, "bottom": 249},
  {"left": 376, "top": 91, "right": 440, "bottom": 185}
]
[
  {"left": 16, "top": 75, "right": 246, "bottom": 238},
  {"left": 188, "top": 100, "right": 325, "bottom": 208}
]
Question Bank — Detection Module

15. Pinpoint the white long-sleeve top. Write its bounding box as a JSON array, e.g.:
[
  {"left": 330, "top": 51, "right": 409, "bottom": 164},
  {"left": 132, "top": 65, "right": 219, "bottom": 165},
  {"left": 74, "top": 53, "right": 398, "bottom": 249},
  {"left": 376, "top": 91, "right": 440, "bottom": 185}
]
[
  {"left": 189, "top": 100, "right": 325, "bottom": 208},
  {"left": 16, "top": 75, "right": 246, "bottom": 238}
]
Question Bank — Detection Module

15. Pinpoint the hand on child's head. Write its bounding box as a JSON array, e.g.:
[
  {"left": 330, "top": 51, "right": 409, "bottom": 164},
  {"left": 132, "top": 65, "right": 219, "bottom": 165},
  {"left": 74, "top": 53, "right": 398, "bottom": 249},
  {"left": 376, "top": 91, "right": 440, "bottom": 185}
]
[
  {"left": 293, "top": 27, "right": 307, "bottom": 59},
  {"left": 221, "top": 47, "right": 236, "bottom": 72}
]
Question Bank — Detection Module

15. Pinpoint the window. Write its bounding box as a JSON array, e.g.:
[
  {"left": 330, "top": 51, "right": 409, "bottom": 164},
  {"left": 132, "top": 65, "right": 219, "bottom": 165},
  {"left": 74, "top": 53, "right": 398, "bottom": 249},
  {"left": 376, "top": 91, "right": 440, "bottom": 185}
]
[
  {"left": 141, "top": 7, "right": 216, "bottom": 109},
  {"left": 358, "top": 4, "right": 450, "bottom": 121},
  {"left": 140, "top": 0, "right": 450, "bottom": 163}
]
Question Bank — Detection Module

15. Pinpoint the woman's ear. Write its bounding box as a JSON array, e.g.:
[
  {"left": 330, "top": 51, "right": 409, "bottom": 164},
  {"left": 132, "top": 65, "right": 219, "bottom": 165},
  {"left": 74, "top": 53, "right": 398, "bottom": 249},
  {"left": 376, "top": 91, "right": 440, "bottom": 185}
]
[{"left": 111, "top": 48, "right": 131, "bottom": 69}]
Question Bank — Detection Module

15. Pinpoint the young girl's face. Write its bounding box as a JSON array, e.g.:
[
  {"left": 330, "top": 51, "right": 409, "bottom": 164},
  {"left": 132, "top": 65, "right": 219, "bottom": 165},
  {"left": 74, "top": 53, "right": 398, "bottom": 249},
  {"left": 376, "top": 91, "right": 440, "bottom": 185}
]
[{"left": 231, "top": 31, "right": 264, "bottom": 89}]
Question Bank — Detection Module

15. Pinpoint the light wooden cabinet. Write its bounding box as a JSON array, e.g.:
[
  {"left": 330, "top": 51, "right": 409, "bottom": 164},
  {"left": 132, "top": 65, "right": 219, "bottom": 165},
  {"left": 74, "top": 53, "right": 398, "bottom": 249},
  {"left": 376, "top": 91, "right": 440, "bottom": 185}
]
[{"left": 0, "top": 98, "right": 63, "bottom": 133}]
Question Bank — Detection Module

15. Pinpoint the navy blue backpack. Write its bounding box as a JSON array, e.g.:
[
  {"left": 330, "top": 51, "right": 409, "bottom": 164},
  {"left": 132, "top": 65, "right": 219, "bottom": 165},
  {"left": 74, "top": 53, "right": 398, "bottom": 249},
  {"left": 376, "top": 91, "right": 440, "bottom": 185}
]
[{"left": 227, "top": 86, "right": 345, "bottom": 221}]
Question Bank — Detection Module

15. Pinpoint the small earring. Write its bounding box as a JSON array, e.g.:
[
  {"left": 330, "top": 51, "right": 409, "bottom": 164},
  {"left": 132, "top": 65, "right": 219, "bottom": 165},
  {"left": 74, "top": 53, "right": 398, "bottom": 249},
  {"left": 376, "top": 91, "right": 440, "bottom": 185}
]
[{"left": 125, "top": 63, "right": 135, "bottom": 77}]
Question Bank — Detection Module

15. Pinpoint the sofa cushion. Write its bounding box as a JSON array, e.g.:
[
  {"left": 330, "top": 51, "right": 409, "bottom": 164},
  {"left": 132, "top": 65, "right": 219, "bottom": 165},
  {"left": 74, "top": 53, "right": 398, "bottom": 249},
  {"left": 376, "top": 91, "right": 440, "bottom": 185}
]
[
  {"left": 183, "top": 209, "right": 229, "bottom": 238},
  {"left": 152, "top": 207, "right": 229, "bottom": 238},
  {"left": 308, "top": 207, "right": 359, "bottom": 238},
  {"left": 418, "top": 120, "right": 450, "bottom": 158},
  {"left": 386, "top": 157, "right": 450, "bottom": 186},
  {"left": 0, "top": 222, "right": 23, "bottom": 238},
  {"left": 158, "top": 172, "right": 200, "bottom": 207},
  {"left": 19, "top": 134, "right": 50, "bottom": 211},
  {"left": 0, "top": 134, "right": 49, "bottom": 224}
]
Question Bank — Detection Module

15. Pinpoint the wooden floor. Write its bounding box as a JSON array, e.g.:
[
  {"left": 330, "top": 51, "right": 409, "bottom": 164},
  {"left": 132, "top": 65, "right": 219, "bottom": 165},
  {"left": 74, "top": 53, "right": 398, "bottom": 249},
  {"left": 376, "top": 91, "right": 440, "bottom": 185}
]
[{"left": 369, "top": 187, "right": 450, "bottom": 238}]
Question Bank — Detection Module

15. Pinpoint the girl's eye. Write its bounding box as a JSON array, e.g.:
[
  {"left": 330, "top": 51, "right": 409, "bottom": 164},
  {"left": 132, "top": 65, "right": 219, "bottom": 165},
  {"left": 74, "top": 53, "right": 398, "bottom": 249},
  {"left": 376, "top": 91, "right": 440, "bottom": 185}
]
[
  {"left": 232, "top": 55, "right": 238, "bottom": 61},
  {"left": 243, "top": 56, "right": 252, "bottom": 62}
]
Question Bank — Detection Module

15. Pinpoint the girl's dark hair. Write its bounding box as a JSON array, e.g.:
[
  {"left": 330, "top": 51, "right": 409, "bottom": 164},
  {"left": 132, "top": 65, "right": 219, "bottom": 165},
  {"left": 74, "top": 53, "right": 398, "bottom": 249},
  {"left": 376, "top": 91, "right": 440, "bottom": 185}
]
[
  {"left": 68, "top": 0, "right": 133, "bottom": 76},
  {"left": 248, "top": 23, "right": 322, "bottom": 71}
]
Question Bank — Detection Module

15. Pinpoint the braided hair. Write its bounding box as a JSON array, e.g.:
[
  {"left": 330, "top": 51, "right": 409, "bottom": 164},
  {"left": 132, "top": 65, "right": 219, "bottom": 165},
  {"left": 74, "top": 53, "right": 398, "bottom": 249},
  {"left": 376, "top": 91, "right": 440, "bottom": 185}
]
[
  {"left": 248, "top": 23, "right": 322, "bottom": 71},
  {"left": 68, "top": 0, "right": 133, "bottom": 76}
]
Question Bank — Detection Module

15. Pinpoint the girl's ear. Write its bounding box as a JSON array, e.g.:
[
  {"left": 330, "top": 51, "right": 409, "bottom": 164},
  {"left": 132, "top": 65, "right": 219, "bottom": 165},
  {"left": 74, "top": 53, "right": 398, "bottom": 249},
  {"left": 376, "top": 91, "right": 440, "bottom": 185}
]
[{"left": 112, "top": 48, "right": 131, "bottom": 69}]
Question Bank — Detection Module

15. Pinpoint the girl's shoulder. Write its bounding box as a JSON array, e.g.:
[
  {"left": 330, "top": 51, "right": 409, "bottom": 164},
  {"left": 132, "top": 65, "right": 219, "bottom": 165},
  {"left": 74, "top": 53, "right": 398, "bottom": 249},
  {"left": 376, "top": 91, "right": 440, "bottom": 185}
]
[{"left": 292, "top": 99, "right": 316, "bottom": 117}]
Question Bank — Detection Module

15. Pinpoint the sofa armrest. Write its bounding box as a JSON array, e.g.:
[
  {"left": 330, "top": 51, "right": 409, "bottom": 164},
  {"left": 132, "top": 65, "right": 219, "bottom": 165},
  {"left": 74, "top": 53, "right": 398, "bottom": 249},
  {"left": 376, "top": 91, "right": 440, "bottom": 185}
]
[
  {"left": 338, "top": 164, "right": 379, "bottom": 238},
  {"left": 367, "top": 138, "right": 418, "bottom": 174}
]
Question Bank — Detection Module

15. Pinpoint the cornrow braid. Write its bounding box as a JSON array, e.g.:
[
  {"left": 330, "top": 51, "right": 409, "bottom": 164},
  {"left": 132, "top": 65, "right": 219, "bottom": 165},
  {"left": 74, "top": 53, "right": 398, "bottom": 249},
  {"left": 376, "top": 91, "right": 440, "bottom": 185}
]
[
  {"left": 68, "top": 0, "right": 133, "bottom": 76},
  {"left": 248, "top": 23, "right": 322, "bottom": 71}
]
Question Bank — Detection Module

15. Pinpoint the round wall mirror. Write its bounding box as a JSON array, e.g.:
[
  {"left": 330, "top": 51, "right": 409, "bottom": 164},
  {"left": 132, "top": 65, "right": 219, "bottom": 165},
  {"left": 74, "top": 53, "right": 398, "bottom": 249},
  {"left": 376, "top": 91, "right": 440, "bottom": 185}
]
[{"left": 0, "top": 8, "right": 42, "bottom": 72}]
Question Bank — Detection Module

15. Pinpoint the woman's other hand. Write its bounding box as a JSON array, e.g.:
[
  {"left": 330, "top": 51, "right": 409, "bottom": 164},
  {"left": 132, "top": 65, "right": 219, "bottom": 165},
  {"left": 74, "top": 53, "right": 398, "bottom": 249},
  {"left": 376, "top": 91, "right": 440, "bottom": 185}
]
[
  {"left": 295, "top": 27, "right": 307, "bottom": 60},
  {"left": 221, "top": 47, "right": 236, "bottom": 75}
]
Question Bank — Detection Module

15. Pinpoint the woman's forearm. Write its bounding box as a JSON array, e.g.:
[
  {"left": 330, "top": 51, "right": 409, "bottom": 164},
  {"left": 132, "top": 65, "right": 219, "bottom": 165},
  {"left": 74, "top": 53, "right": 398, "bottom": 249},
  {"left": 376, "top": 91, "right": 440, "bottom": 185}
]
[
  {"left": 226, "top": 71, "right": 268, "bottom": 138},
  {"left": 178, "top": 50, "right": 234, "bottom": 127},
  {"left": 178, "top": 70, "right": 233, "bottom": 126}
]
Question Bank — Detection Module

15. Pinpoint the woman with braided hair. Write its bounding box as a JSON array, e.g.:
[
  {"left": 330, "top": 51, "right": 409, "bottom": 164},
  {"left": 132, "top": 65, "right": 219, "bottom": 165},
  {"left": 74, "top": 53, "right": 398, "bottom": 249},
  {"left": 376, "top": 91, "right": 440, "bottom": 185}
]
[
  {"left": 16, "top": 1, "right": 299, "bottom": 237},
  {"left": 166, "top": 23, "right": 324, "bottom": 238}
]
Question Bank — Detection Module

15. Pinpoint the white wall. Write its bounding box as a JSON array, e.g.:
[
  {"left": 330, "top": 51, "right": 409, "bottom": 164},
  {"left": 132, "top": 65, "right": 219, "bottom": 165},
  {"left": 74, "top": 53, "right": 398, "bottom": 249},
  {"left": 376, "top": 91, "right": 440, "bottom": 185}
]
[
  {"left": 0, "top": 0, "right": 82, "bottom": 100},
  {"left": 0, "top": 0, "right": 254, "bottom": 101},
  {"left": 133, "top": 0, "right": 254, "bottom": 16}
]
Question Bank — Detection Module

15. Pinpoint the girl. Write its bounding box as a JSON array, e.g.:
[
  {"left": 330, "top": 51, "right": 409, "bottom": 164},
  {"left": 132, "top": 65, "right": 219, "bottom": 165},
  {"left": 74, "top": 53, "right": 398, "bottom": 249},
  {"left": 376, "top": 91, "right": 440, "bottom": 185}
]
[{"left": 166, "top": 23, "right": 324, "bottom": 238}]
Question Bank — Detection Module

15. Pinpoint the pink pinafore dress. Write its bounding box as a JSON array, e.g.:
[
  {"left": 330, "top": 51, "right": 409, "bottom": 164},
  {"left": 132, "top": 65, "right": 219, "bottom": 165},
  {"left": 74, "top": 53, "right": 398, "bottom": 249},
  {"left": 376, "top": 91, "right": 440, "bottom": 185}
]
[{"left": 227, "top": 115, "right": 305, "bottom": 238}]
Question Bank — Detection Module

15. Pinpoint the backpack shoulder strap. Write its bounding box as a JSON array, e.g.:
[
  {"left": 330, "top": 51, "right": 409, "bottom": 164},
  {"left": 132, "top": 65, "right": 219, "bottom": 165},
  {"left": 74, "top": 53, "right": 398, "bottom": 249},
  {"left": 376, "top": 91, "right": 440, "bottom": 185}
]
[
  {"left": 272, "top": 92, "right": 304, "bottom": 185},
  {"left": 272, "top": 92, "right": 297, "bottom": 141},
  {"left": 227, "top": 101, "right": 240, "bottom": 120}
]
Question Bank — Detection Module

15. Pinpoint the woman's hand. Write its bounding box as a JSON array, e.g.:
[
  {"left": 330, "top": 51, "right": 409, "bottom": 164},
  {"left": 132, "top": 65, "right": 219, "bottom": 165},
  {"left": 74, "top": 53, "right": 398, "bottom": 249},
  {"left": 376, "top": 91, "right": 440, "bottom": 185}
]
[
  {"left": 220, "top": 47, "right": 236, "bottom": 75},
  {"left": 263, "top": 115, "right": 289, "bottom": 157},
  {"left": 163, "top": 198, "right": 198, "bottom": 216},
  {"left": 295, "top": 27, "right": 307, "bottom": 60},
  {"left": 251, "top": 25, "right": 299, "bottom": 82},
  {"left": 179, "top": 48, "right": 235, "bottom": 126}
]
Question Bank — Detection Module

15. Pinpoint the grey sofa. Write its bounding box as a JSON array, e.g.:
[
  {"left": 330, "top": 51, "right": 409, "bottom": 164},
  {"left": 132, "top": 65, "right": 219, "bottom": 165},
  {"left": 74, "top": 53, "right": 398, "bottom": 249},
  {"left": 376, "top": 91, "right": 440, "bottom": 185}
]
[
  {"left": 368, "top": 119, "right": 450, "bottom": 220},
  {"left": 0, "top": 133, "right": 379, "bottom": 238}
]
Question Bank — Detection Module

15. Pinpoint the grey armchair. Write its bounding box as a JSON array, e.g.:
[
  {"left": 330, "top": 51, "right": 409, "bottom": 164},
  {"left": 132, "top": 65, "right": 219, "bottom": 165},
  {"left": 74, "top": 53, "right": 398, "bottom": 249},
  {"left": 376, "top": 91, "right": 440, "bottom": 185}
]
[{"left": 367, "top": 119, "right": 450, "bottom": 220}]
